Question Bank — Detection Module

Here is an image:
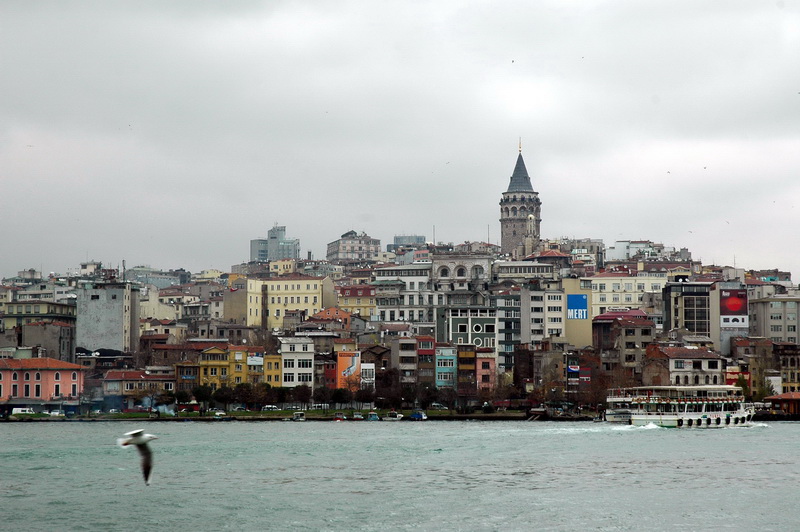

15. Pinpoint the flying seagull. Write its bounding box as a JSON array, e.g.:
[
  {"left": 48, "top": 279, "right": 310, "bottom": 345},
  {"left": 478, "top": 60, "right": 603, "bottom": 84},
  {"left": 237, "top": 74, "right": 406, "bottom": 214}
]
[{"left": 117, "top": 429, "right": 158, "bottom": 485}]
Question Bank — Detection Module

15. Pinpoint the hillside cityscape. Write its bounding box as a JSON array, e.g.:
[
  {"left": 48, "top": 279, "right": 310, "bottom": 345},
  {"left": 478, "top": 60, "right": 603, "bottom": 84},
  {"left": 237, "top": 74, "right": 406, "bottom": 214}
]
[{"left": 1, "top": 151, "right": 797, "bottom": 416}]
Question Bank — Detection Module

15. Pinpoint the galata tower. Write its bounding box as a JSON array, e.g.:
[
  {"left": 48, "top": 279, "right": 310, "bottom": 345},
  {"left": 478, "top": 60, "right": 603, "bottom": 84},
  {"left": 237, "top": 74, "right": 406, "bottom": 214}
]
[{"left": 499, "top": 148, "right": 541, "bottom": 257}]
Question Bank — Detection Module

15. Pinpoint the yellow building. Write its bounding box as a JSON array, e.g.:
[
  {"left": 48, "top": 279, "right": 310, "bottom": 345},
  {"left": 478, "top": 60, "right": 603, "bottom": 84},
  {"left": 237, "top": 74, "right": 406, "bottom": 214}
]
[
  {"left": 270, "top": 259, "right": 297, "bottom": 276},
  {"left": 264, "top": 274, "right": 334, "bottom": 330},
  {"left": 337, "top": 284, "right": 377, "bottom": 319},
  {"left": 222, "top": 277, "right": 269, "bottom": 327},
  {"left": 263, "top": 353, "right": 282, "bottom": 387},
  {"left": 197, "top": 345, "right": 249, "bottom": 391}
]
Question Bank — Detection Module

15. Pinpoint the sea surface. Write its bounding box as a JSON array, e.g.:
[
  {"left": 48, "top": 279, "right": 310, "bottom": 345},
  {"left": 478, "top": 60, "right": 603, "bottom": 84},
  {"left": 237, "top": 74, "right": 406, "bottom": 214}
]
[{"left": 1, "top": 419, "right": 796, "bottom": 531}]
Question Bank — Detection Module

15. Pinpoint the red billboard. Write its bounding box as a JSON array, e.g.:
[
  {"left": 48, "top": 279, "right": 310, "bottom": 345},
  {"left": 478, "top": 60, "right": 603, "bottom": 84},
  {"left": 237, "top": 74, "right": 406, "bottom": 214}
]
[{"left": 720, "top": 289, "right": 747, "bottom": 316}]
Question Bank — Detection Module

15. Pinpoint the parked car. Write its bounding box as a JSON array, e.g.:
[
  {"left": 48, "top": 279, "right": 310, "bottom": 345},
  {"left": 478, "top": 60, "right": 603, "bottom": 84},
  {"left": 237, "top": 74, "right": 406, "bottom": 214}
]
[
  {"left": 429, "top": 403, "right": 448, "bottom": 410},
  {"left": 48, "top": 410, "right": 65, "bottom": 417},
  {"left": 210, "top": 409, "right": 226, "bottom": 416},
  {"left": 232, "top": 407, "right": 248, "bottom": 412},
  {"left": 108, "top": 409, "right": 120, "bottom": 414},
  {"left": 261, "top": 405, "right": 279, "bottom": 411}
]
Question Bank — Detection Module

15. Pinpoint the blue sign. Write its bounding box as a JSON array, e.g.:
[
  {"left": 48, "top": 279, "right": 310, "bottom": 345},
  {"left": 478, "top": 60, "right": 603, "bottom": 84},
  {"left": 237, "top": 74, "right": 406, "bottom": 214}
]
[{"left": 567, "top": 294, "right": 588, "bottom": 320}]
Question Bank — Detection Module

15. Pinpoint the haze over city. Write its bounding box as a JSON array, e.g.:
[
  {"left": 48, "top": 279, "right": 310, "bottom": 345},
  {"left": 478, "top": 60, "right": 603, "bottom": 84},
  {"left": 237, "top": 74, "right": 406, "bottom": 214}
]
[{"left": 3, "top": 2, "right": 799, "bottom": 279}]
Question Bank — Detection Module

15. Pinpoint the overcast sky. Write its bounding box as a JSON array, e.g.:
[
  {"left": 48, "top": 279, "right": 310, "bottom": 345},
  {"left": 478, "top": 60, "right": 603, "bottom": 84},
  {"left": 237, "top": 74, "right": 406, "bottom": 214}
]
[{"left": 2, "top": 1, "right": 799, "bottom": 281}]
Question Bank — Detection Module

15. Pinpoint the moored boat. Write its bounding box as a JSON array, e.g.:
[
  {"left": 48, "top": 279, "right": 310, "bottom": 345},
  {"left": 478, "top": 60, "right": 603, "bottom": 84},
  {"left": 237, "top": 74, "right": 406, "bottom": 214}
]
[
  {"left": 608, "top": 385, "right": 754, "bottom": 428},
  {"left": 366, "top": 411, "right": 380, "bottom": 421},
  {"left": 383, "top": 410, "right": 403, "bottom": 421}
]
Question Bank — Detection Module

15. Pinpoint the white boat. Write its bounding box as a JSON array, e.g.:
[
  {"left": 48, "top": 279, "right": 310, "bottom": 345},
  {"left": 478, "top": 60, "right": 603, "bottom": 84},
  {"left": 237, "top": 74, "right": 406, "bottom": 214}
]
[
  {"left": 608, "top": 385, "right": 755, "bottom": 428},
  {"left": 604, "top": 391, "right": 634, "bottom": 423},
  {"left": 383, "top": 410, "right": 403, "bottom": 421}
]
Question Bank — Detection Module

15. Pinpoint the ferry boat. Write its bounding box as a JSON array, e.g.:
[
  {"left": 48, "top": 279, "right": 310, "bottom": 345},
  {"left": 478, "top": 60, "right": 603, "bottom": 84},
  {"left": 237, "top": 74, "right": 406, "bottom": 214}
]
[{"left": 606, "top": 385, "right": 755, "bottom": 428}]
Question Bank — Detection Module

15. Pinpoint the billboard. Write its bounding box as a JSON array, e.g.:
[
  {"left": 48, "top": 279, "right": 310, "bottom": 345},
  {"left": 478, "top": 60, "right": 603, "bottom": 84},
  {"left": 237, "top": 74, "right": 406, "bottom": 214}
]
[
  {"left": 720, "top": 289, "right": 747, "bottom": 316},
  {"left": 720, "top": 289, "right": 748, "bottom": 328},
  {"left": 567, "top": 294, "right": 589, "bottom": 320},
  {"left": 336, "top": 351, "right": 361, "bottom": 389}
]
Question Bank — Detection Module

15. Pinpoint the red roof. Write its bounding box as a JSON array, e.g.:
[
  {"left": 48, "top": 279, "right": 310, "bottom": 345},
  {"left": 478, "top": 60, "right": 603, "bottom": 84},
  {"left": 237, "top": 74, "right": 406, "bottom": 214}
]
[
  {"left": 655, "top": 347, "right": 721, "bottom": 359},
  {"left": 765, "top": 392, "right": 800, "bottom": 401},
  {"left": 0, "top": 358, "right": 82, "bottom": 370}
]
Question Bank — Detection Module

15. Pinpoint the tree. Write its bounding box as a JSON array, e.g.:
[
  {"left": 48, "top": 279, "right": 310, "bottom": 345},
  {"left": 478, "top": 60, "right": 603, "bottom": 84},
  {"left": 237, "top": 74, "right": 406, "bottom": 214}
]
[
  {"left": 212, "top": 386, "right": 235, "bottom": 411},
  {"left": 438, "top": 388, "right": 457, "bottom": 411},
  {"left": 192, "top": 385, "right": 213, "bottom": 409},
  {"left": 313, "top": 386, "right": 332, "bottom": 407},
  {"left": 331, "top": 388, "right": 352, "bottom": 408},
  {"left": 736, "top": 374, "right": 752, "bottom": 400},
  {"left": 293, "top": 384, "right": 312, "bottom": 408},
  {"left": 234, "top": 383, "right": 255, "bottom": 407},
  {"left": 354, "top": 387, "right": 374, "bottom": 409},
  {"left": 418, "top": 385, "right": 439, "bottom": 409},
  {"left": 175, "top": 390, "right": 191, "bottom": 405}
]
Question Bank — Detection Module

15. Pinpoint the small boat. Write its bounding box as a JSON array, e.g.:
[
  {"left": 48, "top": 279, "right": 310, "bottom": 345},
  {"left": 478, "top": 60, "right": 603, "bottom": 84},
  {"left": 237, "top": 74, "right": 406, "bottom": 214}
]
[
  {"left": 351, "top": 412, "right": 364, "bottom": 421},
  {"left": 292, "top": 411, "right": 306, "bottom": 422},
  {"left": 383, "top": 410, "right": 403, "bottom": 421},
  {"left": 333, "top": 412, "right": 347, "bottom": 421},
  {"left": 408, "top": 409, "right": 428, "bottom": 421},
  {"left": 366, "top": 411, "right": 380, "bottom": 421},
  {"left": 608, "top": 385, "right": 755, "bottom": 428}
]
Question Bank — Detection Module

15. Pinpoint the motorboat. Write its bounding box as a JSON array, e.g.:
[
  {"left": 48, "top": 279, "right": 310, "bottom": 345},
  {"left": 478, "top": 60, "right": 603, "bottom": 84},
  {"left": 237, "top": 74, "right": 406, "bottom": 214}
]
[
  {"left": 383, "top": 410, "right": 403, "bottom": 421},
  {"left": 408, "top": 409, "right": 428, "bottom": 421},
  {"left": 366, "top": 411, "right": 380, "bottom": 421}
]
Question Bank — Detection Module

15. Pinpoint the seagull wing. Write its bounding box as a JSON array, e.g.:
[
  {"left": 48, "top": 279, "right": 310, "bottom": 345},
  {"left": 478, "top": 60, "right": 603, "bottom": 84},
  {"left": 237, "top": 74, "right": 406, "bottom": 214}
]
[{"left": 136, "top": 443, "right": 153, "bottom": 485}]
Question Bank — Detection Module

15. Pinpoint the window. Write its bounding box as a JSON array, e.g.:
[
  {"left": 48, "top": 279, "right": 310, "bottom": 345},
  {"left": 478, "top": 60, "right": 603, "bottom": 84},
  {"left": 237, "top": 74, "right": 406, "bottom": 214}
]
[
  {"left": 34, "top": 384, "right": 41, "bottom": 397},
  {"left": 674, "top": 360, "right": 684, "bottom": 369},
  {"left": 54, "top": 372, "right": 60, "bottom": 381},
  {"left": 547, "top": 306, "right": 562, "bottom": 312},
  {"left": 210, "top": 368, "right": 218, "bottom": 376},
  {"left": 298, "top": 373, "right": 312, "bottom": 382},
  {"left": 482, "top": 361, "right": 490, "bottom": 370},
  {"left": 437, "top": 359, "right": 455, "bottom": 367},
  {"left": 35, "top": 372, "right": 41, "bottom": 381},
  {"left": 298, "top": 359, "right": 312, "bottom": 368},
  {"left": 284, "top": 359, "right": 295, "bottom": 369},
  {"left": 283, "top": 374, "right": 295, "bottom": 383}
]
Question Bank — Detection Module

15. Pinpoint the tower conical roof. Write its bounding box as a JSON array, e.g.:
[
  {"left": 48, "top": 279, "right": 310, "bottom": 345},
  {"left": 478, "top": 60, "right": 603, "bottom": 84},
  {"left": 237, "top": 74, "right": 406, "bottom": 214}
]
[{"left": 505, "top": 153, "right": 534, "bottom": 193}]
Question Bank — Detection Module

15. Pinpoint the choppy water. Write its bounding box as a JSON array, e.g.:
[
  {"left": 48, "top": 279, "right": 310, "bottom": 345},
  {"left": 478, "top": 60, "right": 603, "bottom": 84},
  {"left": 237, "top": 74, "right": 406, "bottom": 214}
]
[{"left": 1, "top": 420, "right": 796, "bottom": 531}]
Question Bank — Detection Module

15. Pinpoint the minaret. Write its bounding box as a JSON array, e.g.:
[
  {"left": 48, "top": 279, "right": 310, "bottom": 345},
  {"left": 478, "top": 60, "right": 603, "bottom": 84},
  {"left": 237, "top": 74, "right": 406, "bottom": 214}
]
[{"left": 499, "top": 143, "right": 541, "bottom": 257}]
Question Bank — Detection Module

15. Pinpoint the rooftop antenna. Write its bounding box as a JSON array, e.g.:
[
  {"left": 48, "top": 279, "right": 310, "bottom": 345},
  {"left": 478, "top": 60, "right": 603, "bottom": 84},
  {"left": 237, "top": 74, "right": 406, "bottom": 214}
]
[{"left": 519, "top": 137, "right": 522, "bottom": 153}]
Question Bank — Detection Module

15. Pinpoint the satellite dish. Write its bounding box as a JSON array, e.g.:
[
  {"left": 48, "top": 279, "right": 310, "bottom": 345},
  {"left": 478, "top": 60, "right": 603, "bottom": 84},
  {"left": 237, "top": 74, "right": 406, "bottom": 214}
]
[{"left": 145, "top": 370, "right": 151, "bottom": 375}]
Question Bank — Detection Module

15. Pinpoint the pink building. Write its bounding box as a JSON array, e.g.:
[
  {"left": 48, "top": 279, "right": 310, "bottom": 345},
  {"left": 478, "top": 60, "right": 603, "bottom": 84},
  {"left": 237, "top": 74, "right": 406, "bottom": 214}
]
[
  {"left": 0, "top": 358, "right": 85, "bottom": 413},
  {"left": 476, "top": 349, "right": 497, "bottom": 391}
]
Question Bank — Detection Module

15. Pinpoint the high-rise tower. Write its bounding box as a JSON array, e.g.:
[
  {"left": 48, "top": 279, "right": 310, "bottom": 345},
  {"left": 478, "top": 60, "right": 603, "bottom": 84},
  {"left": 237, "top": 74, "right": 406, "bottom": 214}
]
[{"left": 500, "top": 148, "right": 541, "bottom": 257}]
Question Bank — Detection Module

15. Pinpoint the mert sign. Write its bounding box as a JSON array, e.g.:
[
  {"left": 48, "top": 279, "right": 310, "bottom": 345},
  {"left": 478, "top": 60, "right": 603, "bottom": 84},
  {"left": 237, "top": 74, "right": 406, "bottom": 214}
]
[{"left": 567, "top": 294, "right": 588, "bottom": 320}]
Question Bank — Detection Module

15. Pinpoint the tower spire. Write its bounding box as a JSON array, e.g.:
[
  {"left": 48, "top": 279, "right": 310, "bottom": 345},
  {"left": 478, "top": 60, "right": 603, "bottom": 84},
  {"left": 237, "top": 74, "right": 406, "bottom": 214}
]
[{"left": 519, "top": 137, "right": 522, "bottom": 153}]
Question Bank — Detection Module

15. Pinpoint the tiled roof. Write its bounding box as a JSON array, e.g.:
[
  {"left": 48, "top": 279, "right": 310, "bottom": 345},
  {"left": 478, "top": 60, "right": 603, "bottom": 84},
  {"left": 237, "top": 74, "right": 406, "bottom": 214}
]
[
  {"left": 765, "top": 392, "right": 800, "bottom": 400},
  {"left": 0, "top": 358, "right": 82, "bottom": 370},
  {"left": 657, "top": 347, "right": 721, "bottom": 359}
]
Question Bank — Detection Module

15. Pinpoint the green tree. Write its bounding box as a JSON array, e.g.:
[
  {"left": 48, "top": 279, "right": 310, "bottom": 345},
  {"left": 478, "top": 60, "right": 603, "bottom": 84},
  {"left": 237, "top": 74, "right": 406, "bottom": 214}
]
[
  {"left": 175, "top": 390, "right": 191, "bottom": 405},
  {"left": 192, "top": 385, "right": 213, "bottom": 409},
  {"left": 293, "top": 384, "right": 312, "bottom": 408},
  {"left": 354, "top": 387, "right": 374, "bottom": 409},
  {"left": 234, "top": 383, "right": 255, "bottom": 408},
  {"left": 313, "top": 386, "right": 332, "bottom": 407},
  {"left": 736, "top": 374, "right": 752, "bottom": 400},
  {"left": 331, "top": 388, "right": 352, "bottom": 408},
  {"left": 212, "top": 386, "right": 235, "bottom": 411}
]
